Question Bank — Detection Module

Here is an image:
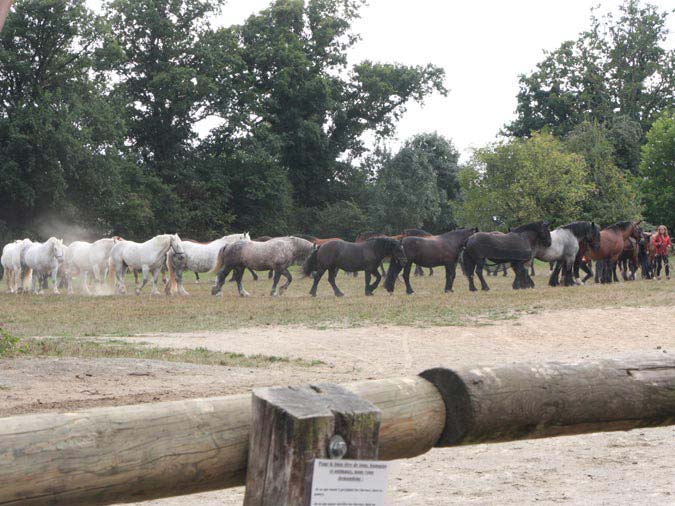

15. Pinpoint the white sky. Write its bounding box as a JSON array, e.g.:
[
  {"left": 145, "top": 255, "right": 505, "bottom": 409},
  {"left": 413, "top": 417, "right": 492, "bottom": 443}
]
[{"left": 212, "top": 0, "right": 675, "bottom": 158}]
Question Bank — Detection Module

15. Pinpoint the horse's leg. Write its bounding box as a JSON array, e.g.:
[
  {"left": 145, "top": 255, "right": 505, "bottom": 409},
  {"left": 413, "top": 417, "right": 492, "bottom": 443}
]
[
  {"left": 52, "top": 263, "right": 60, "bottom": 294},
  {"left": 463, "top": 254, "right": 478, "bottom": 292},
  {"left": 563, "top": 258, "right": 575, "bottom": 287},
  {"left": 379, "top": 262, "right": 386, "bottom": 277},
  {"left": 328, "top": 267, "right": 344, "bottom": 297},
  {"left": 279, "top": 268, "right": 292, "bottom": 294},
  {"left": 151, "top": 267, "right": 164, "bottom": 295},
  {"left": 475, "top": 259, "right": 490, "bottom": 291},
  {"left": 414, "top": 265, "right": 424, "bottom": 277},
  {"left": 369, "top": 268, "right": 382, "bottom": 294},
  {"left": 270, "top": 269, "right": 282, "bottom": 296},
  {"left": 429, "top": 267, "right": 434, "bottom": 277},
  {"left": 445, "top": 262, "right": 456, "bottom": 293},
  {"left": 268, "top": 270, "right": 273, "bottom": 279},
  {"left": 309, "top": 269, "right": 325, "bottom": 297},
  {"left": 249, "top": 268, "right": 259, "bottom": 281},
  {"left": 236, "top": 267, "right": 250, "bottom": 297},
  {"left": 136, "top": 266, "right": 150, "bottom": 295},
  {"left": 82, "top": 271, "right": 91, "bottom": 295},
  {"left": 211, "top": 267, "right": 231, "bottom": 296},
  {"left": 194, "top": 271, "right": 200, "bottom": 284},
  {"left": 548, "top": 261, "right": 561, "bottom": 287},
  {"left": 402, "top": 263, "right": 414, "bottom": 294},
  {"left": 511, "top": 262, "right": 521, "bottom": 290},
  {"left": 364, "top": 271, "right": 373, "bottom": 296}
]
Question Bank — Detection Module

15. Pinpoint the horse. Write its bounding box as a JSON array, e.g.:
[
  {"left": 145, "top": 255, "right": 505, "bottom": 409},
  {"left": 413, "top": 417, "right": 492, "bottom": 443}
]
[
  {"left": 638, "top": 232, "right": 655, "bottom": 279},
  {"left": 211, "top": 236, "right": 314, "bottom": 297},
  {"left": 22, "top": 237, "right": 66, "bottom": 294},
  {"left": 461, "top": 221, "right": 552, "bottom": 291},
  {"left": 110, "top": 234, "right": 185, "bottom": 295},
  {"left": 165, "top": 233, "right": 250, "bottom": 296},
  {"left": 537, "top": 221, "right": 601, "bottom": 287},
  {"left": 302, "top": 238, "right": 407, "bottom": 297},
  {"left": 401, "top": 229, "right": 434, "bottom": 276},
  {"left": 1, "top": 239, "right": 32, "bottom": 293},
  {"left": 384, "top": 228, "right": 477, "bottom": 294},
  {"left": 64, "top": 237, "right": 123, "bottom": 294},
  {"left": 617, "top": 237, "right": 639, "bottom": 281},
  {"left": 583, "top": 221, "right": 642, "bottom": 284}
]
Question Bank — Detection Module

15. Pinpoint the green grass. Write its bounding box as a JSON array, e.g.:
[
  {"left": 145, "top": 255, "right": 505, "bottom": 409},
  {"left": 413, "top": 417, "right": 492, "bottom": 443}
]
[
  {"left": 4, "top": 337, "right": 323, "bottom": 368},
  {"left": 1, "top": 265, "right": 674, "bottom": 338}
]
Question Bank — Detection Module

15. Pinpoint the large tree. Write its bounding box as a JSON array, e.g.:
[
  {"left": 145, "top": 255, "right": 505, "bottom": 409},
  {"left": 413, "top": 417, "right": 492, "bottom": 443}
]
[
  {"left": 0, "top": 0, "right": 140, "bottom": 240},
  {"left": 455, "top": 133, "right": 592, "bottom": 230},
  {"left": 641, "top": 111, "right": 675, "bottom": 229},
  {"left": 205, "top": 0, "right": 447, "bottom": 210},
  {"left": 506, "top": 0, "right": 675, "bottom": 173}
]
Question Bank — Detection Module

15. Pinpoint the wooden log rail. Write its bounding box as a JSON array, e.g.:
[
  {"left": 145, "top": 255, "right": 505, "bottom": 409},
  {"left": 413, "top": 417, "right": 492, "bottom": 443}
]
[{"left": 2, "top": 358, "right": 675, "bottom": 505}]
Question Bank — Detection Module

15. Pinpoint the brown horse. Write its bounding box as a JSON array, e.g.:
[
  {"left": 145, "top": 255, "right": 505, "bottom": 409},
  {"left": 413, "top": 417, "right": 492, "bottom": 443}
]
[
  {"left": 385, "top": 228, "right": 477, "bottom": 294},
  {"left": 584, "top": 221, "right": 642, "bottom": 283}
]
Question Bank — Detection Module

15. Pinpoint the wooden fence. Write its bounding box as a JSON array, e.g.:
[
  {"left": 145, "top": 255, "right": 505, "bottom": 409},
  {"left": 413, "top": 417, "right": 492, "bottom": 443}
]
[{"left": 2, "top": 358, "right": 675, "bottom": 505}]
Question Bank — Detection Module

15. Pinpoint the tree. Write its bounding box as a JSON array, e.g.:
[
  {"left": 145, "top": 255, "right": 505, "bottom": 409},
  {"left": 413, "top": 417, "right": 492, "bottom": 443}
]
[
  {"left": 455, "top": 133, "right": 592, "bottom": 230},
  {"left": 374, "top": 142, "right": 441, "bottom": 234},
  {"left": 565, "top": 121, "right": 642, "bottom": 226},
  {"left": 0, "top": 0, "right": 143, "bottom": 241},
  {"left": 205, "top": 0, "right": 447, "bottom": 208},
  {"left": 404, "top": 133, "right": 460, "bottom": 232},
  {"left": 507, "top": 0, "right": 675, "bottom": 173},
  {"left": 641, "top": 111, "right": 675, "bottom": 229}
]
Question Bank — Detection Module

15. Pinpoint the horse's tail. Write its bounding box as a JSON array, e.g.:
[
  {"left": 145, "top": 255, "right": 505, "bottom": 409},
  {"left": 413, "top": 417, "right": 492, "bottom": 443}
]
[
  {"left": 384, "top": 256, "right": 403, "bottom": 292},
  {"left": 212, "top": 245, "right": 228, "bottom": 274},
  {"left": 302, "top": 246, "right": 319, "bottom": 278},
  {"left": 108, "top": 256, "right": 117, "bottom": 287},
  {"left": 458, "top": 247, "right": 469, "bottom": 277}
]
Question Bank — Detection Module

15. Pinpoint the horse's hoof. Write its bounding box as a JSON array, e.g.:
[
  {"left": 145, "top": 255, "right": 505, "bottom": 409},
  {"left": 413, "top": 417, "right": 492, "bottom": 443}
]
[
  {"left": 335, "top": 292, "right": 344, "bottom": 297},
  {"left": 444, "top": 289, "right": 453, "bottom": 293},
  {"left": 135, "top": 289, "right": 141, "bottom": 296},
  {"left": 240, "top": 291, "right": 251, "bottom": 297},
  {"left": 365, "top": 291, "right": 373, "bottom": 296},
  {"left": 481, "top": 287, "right": 490, "bottom": 291}
]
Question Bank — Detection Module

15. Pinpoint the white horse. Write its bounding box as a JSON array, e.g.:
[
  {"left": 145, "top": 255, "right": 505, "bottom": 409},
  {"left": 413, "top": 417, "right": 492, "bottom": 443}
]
[
  {"left": 65, "top": 237, "right": 123, "bottom": 294},
  {"left": 110, "top": 234, "right": 185, "bottom": 295},
  {"left": 166, "top": 232, "right": 250, "bottom": 296},
  {"left": 22, "top": 237, "right": 66, "bottom": 294},
  {"left": 1, "top": 239, "right": 32, "bottom": 293}
]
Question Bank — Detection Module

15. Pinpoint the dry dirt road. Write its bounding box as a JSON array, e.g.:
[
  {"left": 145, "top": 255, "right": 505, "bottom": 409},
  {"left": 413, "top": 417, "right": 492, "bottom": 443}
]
[{"left": 2, "top": 306, "right": 675, "bottom": 505}]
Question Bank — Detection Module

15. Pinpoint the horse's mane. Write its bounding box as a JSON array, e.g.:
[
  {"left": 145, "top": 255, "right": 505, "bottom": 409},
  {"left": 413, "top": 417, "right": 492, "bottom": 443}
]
[
  {"left": 562, "top": 221, "right": 592, "bottom": 237},
  {"left": 357, "top": 231, "right": 384, "bottom": 240},
  {"left": 294, "top": 234, "right": 316, "bottom": 242},
  {"left": 368, "top": 237, "right": 399, "bottom": 255},
  {"left": 604, "top": 221, "right": 633, "bottom": 231},
  {"left": 403, "top": 228, "right": 431, "bottom": 237},
  {"left": 511, "top": 222, "right": 544, "bottom": 234}
]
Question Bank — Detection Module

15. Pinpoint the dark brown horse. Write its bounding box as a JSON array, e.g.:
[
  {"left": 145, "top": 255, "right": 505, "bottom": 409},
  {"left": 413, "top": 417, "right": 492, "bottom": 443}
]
[
  {"left": 401, "top": 229, "right": 434, "bottom": 276},
  {"left": 462, "top": 222, "right": 552, "bottom": 291},
  {"left": 584, "top": 221, "right": 642, "bottom": 283},
  {"left": 303, "top": 238, "right": 407, "bottom": 297},
  {"left": 385, "top": 228, "right": 477, "bottom": 294}
]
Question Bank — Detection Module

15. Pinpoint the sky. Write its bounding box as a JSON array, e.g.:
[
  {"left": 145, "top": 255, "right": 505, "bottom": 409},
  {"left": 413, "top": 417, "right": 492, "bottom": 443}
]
[{"left": 210, "top": 0, "right": 675, "bottom": 159}]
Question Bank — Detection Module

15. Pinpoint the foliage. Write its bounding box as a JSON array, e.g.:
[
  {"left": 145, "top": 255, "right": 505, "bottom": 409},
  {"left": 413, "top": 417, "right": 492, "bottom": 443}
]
[
  {"left": 312, "top": 200, "right": 369, "bottom": 240},
  {"left": 455, "top": 133, "right": 593, "bottom": 230},
  {"left": 565, "top": 121, "right": 643, "bottom": 226},
  {"left": 506, "top": 0, "right": 675, "bottom": 173},
  {"left": 641, "top": 111, "right": 675, "bottom": 229},
  {"left": 0, "top": 326, "right": 21, "bottom": 357}
]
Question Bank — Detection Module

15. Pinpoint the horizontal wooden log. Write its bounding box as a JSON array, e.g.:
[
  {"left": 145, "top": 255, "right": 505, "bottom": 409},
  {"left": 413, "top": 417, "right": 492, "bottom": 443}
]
[
  {"left": 420, "top": 358, "right": 675, "bottom": 446},
  {"left": 0, "top": 376, "right": 444, "bottom": 506}
]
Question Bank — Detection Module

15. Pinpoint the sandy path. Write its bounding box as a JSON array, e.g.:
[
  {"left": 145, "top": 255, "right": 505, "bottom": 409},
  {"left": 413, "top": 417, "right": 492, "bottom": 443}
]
[{"left": 3, "top": 306, "right": 675, "bottom": 505}]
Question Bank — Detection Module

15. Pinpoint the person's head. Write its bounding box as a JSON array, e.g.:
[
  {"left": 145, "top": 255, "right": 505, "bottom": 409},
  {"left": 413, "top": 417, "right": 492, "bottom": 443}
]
[{"left": 658, "top": 225, "right": 668, "bottom": 236}]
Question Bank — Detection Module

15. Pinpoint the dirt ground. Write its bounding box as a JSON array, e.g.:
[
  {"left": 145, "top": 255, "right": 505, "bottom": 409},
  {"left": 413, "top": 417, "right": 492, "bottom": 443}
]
[{"left": 3, "top": 305, "right": 675, "bottom": 505}]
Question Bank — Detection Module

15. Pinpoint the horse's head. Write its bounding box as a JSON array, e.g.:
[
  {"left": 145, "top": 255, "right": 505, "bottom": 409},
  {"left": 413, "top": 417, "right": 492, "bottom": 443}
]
[
  {"left": 244, "top": 232, "right": 251, "bottom": 241},
  {"left": 539, "top": 221, "right": 552, "bottom": 247},
  {"left": 631, "top": 221, "right": 643, "bottom": 241},
  {"left": 391, "top": 239, "right": 408, "bottom": 267},
  {"left": 170, "top": 234, "right": 186, "bottom": 257},
  {"left": 588, "top": 222, "right": 602, "bottom": 251},
  {"left": 112, "top": 236, "right": 124, "bottom": 243},
  {"left": 50, "top": 237, "right": 65, "bottom": 262}
]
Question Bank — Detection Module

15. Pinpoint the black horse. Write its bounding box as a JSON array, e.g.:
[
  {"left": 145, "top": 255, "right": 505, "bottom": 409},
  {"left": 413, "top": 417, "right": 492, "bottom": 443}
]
[
  {"left": 402, "top": 229, "right": 434, "bottom": 277},
  {"left": 303, "top": 238, "right": 407, "bottom": 297},
  {"left": 385, "top": 228, "right": 477, "bottom": 294},
  {"left": 461, "top": 221, "right": 552, "bottom": 291}
]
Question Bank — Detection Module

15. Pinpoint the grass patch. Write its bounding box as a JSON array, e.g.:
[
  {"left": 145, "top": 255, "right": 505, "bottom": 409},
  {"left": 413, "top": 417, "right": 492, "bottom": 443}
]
[
  {"left": 6, "top": 337, "right": 323, "bottom": 368},
  {"left": 1, "top": 266, "right": 674, "bottom": 337}
]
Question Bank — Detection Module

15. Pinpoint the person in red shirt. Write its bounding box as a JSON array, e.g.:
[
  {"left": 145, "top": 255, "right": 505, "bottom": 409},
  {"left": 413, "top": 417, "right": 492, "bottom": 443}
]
[{"left": 652, "top": 225, "right": 671, "bottom": 280}]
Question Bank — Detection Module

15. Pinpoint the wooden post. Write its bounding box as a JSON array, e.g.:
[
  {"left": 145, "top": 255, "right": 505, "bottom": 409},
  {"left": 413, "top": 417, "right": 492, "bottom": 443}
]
[{"left": 243, "top": 383, "right": 381, "bottom": 506}]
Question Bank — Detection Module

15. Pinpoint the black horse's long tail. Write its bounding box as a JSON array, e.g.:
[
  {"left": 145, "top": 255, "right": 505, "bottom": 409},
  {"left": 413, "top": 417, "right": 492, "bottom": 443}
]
[
  {"left": 384, "top": 257, "right": 403, "bottom": 292},
  {"left": 458, "top": 247, "right": 469, "bottom": 277},
  {"left": 301, "top": 246, "right": 319, "bottom": 278}
]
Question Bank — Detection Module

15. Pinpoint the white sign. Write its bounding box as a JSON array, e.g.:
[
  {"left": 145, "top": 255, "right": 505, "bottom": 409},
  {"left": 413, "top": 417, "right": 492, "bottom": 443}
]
[{"left": 310, "top": 459, "right": 390, "bottom": 506}]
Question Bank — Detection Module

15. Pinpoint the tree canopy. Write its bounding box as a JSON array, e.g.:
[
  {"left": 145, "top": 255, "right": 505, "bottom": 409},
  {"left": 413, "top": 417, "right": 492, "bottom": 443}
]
[{"left": 641, "top": 111, "right": 675, "bottom": 229}]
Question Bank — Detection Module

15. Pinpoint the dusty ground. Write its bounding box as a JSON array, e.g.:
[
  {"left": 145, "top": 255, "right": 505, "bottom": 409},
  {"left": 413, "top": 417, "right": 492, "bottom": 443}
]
[{"left": 3, "top": 305, "right": 675, "bottom": 505}]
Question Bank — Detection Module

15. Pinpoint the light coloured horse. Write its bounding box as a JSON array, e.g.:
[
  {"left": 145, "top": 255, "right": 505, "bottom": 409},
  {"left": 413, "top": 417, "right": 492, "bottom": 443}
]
[
  {"left": 166, "top": 232, "right": 250, "bottom": 296},
  {"left": 110, "top": 234, "right": 185, "bottom": 295},
  {"left": 1, "top": 239, "right": 32, "bottom": 293},
  {"left": 533, "top": 221, "right": 601, "bottom": 286},
  {"left": 211, "top": 236, "right": 314, "bottom": 297},
  {"left": 22, "top": 237, "right": 66, "bottom": 294},
  {"left": 65, "top": 237, "right": 124, "bottom": 294}
]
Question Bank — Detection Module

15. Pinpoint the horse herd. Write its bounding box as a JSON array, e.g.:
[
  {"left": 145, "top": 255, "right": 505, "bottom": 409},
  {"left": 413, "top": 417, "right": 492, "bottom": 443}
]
[{"left": 0, "top": 219, "right": 661, "bottom": 298}]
